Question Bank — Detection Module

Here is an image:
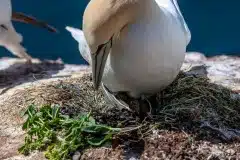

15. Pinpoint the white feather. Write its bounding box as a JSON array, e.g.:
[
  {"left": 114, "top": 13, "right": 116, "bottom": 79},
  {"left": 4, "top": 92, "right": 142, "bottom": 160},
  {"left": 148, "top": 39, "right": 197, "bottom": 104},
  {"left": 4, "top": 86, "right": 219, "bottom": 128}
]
[
  {"left": 66, "top": 0, "right": 191, "bottom": 98},
  {"left": 0, "top": 0, "right": 32, "bottom": 60},
  {"left": 0, "top": 0, "right": 11, "bottom": 24},
  {"left": 65, "top": 26, "right": 91, "bottom": 64}
]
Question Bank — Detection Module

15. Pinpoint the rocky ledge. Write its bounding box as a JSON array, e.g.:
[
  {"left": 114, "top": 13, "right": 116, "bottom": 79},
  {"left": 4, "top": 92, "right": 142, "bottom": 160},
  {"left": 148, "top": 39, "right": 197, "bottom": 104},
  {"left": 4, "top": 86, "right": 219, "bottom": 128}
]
[{"left": 0, "top": 52, "right": 239, "bottom": 160}]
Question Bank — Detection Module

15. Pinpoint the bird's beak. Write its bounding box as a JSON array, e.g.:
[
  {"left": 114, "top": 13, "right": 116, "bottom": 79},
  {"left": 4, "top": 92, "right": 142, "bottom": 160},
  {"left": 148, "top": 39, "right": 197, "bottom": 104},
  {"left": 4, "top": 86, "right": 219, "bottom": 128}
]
[
  {"left": 11, "top": 12, "right": 58, "bottom": 33},
  {"left": 91, "top": 39, "right": 112, "bottom": 90}
]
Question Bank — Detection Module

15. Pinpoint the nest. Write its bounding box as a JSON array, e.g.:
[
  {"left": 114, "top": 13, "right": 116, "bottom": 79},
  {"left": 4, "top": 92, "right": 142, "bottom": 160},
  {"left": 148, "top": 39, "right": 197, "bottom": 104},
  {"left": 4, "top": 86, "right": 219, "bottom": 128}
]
[{"left": 6, "top": 71, "right": 240, "bottom": 142}]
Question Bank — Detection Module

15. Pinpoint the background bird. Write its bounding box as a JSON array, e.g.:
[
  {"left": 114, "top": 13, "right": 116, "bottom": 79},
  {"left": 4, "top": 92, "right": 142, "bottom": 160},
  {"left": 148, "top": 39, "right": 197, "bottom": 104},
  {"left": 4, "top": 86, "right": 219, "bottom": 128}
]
[
  {"left": 66, "top": 0, "right": 191, "bottom": 113},
  {"left": 0, "top": 0, "right": 58, "bottom": 63}
]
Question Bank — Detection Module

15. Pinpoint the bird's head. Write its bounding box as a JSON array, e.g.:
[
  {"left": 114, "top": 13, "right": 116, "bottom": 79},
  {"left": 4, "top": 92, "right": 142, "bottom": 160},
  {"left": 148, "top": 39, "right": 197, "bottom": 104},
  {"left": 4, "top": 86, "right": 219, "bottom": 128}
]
[{"left": 82, "top": 0, "right": 146, "bottom": 89}]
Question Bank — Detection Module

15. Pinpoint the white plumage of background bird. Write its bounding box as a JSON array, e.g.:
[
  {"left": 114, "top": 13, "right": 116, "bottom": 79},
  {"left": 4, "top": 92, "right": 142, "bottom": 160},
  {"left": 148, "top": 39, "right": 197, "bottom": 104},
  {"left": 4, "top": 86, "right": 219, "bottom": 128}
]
[{"left": 0, "top": 0, "right": 58, "bottom": 62}]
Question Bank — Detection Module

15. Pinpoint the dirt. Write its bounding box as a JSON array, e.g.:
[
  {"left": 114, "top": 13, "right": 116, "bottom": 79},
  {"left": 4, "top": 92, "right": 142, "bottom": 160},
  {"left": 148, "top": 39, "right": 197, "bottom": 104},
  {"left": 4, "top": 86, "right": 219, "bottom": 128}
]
[{"left": 80, "top": 130, "right": 240, "bottom": 160}]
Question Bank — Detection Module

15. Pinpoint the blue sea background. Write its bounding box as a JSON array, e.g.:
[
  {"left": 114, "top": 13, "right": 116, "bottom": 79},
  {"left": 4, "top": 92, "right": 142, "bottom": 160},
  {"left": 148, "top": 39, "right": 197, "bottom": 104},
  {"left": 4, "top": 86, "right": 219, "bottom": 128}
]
[{"left": 1, "top": 0, "right": 240, "bottom": 64}]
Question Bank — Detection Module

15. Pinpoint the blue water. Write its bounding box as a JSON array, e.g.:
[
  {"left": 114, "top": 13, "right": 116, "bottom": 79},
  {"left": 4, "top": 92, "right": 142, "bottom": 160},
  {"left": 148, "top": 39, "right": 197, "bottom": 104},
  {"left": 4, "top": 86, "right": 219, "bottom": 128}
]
[{"left": 0, "top": 0, "right": 240, "bottom": 64}]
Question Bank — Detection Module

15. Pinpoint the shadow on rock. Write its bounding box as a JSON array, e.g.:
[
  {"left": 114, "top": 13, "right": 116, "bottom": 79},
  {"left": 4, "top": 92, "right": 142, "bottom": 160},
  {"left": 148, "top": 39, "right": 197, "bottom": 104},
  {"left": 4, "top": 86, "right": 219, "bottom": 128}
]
[{"left": 0, "top": 60, "right": 64, "bottom": 94}]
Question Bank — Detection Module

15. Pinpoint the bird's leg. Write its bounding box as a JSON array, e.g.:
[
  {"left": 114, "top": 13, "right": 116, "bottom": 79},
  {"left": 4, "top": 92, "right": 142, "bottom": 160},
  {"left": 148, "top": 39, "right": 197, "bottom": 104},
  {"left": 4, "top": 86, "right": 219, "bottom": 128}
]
[
  {"left": 138, "top": 93, "right": 159, "bottom": 120},
  {"left": 138, "top": 95, "right": 152, "bottom": 119}
]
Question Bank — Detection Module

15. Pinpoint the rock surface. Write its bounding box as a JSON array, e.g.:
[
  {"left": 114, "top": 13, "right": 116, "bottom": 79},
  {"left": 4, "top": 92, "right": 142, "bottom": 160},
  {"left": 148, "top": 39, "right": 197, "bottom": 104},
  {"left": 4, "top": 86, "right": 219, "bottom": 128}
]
[
  {"left": 183, "top": 52, "right": 240, "bottom": 92},
  {"left": 0, "top": 52, "right": 239, "bottom": 160}
]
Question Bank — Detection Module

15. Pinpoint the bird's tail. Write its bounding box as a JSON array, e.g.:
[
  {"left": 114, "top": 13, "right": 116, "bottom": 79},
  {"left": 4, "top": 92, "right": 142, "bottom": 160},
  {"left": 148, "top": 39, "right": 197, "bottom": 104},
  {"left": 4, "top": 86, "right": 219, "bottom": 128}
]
[
  {"left": 0, "top": 22, "right": 32, "bottom": 61},
  {"left": 65, "top": 26, "right": 91, "bottom": 64},
  {"left": 65, "top": 26, "right": 84, "bottom": 44}
]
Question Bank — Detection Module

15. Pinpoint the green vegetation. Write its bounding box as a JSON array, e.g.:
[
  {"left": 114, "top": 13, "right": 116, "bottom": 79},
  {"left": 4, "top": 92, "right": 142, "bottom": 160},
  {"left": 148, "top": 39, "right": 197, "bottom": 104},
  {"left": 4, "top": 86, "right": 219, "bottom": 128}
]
[{"left": 19, "top": 104, "right": 120, "bottom": 160}]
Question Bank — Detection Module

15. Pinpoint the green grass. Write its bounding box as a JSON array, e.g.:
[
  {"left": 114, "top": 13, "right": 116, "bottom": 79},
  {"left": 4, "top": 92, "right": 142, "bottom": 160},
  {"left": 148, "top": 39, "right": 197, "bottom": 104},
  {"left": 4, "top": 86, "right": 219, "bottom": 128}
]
[{"left": 18, "top": 104, "right": 121, "bottom": 160}]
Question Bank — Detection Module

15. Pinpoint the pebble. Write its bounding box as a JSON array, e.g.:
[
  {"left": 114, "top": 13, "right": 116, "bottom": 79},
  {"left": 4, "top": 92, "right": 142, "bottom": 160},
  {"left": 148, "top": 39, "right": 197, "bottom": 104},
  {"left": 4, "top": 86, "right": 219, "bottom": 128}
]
[
  {"left": 226, "top": 149, "right": 235, "bottom": 155},
  {"left": 72, "top": 151, "right": 81, "bottom": 160}
]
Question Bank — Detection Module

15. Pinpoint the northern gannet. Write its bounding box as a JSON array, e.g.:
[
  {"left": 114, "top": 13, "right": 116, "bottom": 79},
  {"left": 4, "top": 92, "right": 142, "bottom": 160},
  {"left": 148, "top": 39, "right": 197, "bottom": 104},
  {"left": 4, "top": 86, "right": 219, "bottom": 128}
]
[
  {"left": 0, "top": 0, "right": 58, "bottom": 62},
  {"left": 66, "top": 0, "right": 191, "bottom": 111}
]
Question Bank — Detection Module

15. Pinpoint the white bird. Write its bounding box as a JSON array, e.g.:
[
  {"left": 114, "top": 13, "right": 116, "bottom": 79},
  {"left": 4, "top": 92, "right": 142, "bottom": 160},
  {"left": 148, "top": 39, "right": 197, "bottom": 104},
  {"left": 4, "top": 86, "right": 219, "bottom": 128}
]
[
  {"left": 0, "top": 0, "right": 58, "bottom": 62},
  {"left": 66, "top": 0, "right": 191, "bottom": 111}
]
